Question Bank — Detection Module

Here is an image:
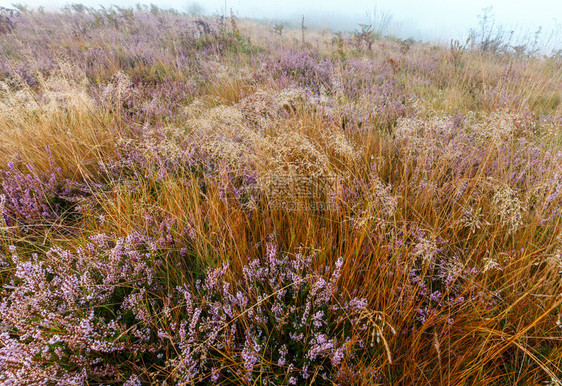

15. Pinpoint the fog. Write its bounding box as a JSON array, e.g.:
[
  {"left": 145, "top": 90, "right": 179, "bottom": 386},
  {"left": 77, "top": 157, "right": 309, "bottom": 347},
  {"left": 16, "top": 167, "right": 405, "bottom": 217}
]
[
  {"left": 194, "top": 0, "right": 559, "bottom": 38},
  {"left": 3, "top": 0, "right": 561, "bottom": 48}
]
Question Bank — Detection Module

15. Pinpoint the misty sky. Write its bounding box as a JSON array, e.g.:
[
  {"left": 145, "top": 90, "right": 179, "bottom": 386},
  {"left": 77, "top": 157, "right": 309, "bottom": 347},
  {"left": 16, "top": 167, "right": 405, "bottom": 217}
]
[{"left": 2, "top": 0, "right": 561, "bottom": 46}]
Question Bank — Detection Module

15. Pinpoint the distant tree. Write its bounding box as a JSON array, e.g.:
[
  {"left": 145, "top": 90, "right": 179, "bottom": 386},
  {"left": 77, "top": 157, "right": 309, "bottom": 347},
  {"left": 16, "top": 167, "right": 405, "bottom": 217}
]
[
  {"left": 468, "top": 7, "right": 513, "bottom": 54},
  {"left": 67, "top": 3, "right": 88, "bottom": 13},
  {"left": 272, "top": 22, "right": 284, "bottom": 36},
  {"left": 186, "top": 1, "right": 205, "bottom": 17},
  {"left": 10, "top": 3, "right": 29, "bottom": 14},
  {"left": 365, "top": 6, "right": 393, "bottom": 38}
]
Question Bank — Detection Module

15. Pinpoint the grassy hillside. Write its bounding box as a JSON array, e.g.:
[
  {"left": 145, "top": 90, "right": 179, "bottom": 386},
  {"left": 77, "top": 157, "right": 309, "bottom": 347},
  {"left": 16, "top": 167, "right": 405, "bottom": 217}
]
[{"left": 0, "top": 6, "right": 561, "bottom": 385}]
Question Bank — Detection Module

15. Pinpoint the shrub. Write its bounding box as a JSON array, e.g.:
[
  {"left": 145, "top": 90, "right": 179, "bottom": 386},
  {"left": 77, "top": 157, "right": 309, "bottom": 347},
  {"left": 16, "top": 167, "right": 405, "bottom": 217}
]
[
  {"left": 0, "top": 239, "right": 393, "bottom": 384},
  {"left": 0, "top": 158, "right": 89, "bottom": 231},
  {"left": 261, "top": 49, "right": 334, "bottom": 94}
]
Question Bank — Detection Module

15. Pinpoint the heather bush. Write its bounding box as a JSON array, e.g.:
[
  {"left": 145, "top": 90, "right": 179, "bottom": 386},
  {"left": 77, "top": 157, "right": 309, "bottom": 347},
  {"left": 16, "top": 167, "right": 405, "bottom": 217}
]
[
  {"left": 166, "top": 246, "right": 393, "bottom": 384},
  {"left": 0, "top": 159, "right": 89, "bottom": 230},
  {"left": 0, "top": 238, "right": 392, "bottom": 384},
  {"left": 260, "top": 48, "right": 334, "bottom": 93},
  {"left": 0, "top": 234, "right": 162, "bottom": 384}
]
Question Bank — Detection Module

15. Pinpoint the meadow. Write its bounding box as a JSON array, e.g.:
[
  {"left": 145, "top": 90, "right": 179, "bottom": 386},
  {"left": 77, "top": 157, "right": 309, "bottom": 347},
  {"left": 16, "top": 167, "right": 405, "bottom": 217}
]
[{"left": 0, "top": 5, "right": 561, "bottom": 385}]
